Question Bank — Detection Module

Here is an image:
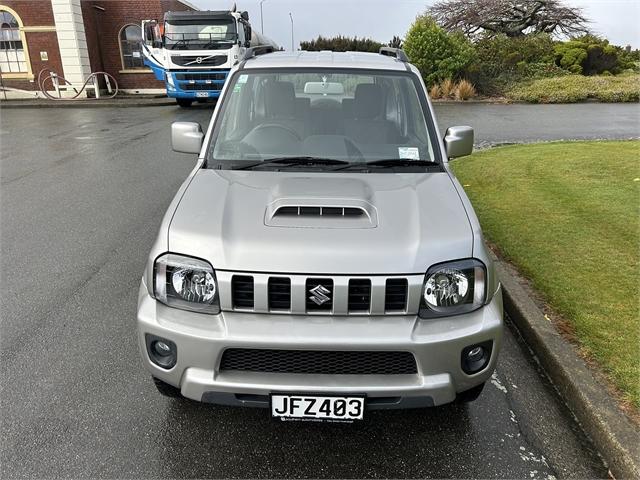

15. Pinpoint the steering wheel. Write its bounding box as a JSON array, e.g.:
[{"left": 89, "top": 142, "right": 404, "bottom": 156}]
[{"left": 249, "top": 123, "right": 302, "bottom": 141}]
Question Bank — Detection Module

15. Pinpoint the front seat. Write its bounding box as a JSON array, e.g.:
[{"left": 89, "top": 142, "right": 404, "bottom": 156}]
[
  {"left": 263, "top": 81, "right": 306, "bottom": 138},
  {"left": 344, "top": 84, "right": 399, "bottom": 144}
]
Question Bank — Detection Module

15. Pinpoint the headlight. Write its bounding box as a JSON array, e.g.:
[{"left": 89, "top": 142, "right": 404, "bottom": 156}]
[
  {"left": 419, "top": 259, "right": 486, "bottom": 318},
  {"left": 154, "top": 253, "right": 220, "bottom": 314}
]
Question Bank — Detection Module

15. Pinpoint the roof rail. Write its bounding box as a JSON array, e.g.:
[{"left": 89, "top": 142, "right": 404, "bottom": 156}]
[
  {"left": 379, "top": 47, "right": 409, "bottom": 63},
  {"left": 243, "top": 45, "right": 275, "bottom": 61}
]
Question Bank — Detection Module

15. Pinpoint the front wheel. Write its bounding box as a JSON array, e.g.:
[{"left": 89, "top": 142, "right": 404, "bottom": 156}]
[
  {"left": 456, "top": 382, "right": 485, "bottom": 403},
  {"left": 153, "top": 377, "right": 182, "bottom": 398},
  {"left": 176, "top": 98, "right": 193, "bottom": 108}
]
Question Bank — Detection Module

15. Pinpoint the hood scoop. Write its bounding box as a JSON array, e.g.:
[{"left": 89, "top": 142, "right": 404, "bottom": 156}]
[{"left": 265, "top": 199, "right": 378, "bottom": 229}]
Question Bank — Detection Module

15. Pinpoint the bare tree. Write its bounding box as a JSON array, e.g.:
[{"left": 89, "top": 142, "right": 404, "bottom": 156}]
[{"left": 428, "top": 0, "right": 590, "bottom": 38}]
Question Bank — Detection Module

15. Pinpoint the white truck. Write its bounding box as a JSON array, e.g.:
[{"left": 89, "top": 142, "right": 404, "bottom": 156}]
[{"left": 141, "top": 9, "right": 278, "bottom": 107}]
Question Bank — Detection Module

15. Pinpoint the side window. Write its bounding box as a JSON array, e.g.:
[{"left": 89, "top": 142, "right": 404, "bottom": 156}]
[{"left": 119, "top": 24, "right": 145, "bottom": 69}]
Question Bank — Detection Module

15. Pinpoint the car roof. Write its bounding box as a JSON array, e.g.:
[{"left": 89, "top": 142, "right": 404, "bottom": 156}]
[{"left": 243, "top": 50, "right": 410, "bottom": 72}]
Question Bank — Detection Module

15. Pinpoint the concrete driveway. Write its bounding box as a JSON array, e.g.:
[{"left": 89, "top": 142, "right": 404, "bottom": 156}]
[{"left": 0, "top": 104, "right": 621, "bottom": 478}]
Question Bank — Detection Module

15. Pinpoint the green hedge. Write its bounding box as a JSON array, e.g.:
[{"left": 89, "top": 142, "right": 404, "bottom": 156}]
[{"left": 507, "top": 73, "right": 640, "bottom": 103}]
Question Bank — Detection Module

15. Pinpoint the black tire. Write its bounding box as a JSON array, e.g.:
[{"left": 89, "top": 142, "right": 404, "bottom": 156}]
[
  {"left": 153, "top": 377, "right": 182, "bottom": 398},
  {"left": 176, "top": 98, "right": 193, "bottom": 108},
  {"left": 456, "top": 382, "right": 485, "bottom": 403}
]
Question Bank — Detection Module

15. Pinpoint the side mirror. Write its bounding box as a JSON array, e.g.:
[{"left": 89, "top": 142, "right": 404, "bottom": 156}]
[
  {"left": 444, "top": 126, "right": 474, "bottom": 159},
  {"left": 171, "top": 122, "right": 204, "bottom": 154}
]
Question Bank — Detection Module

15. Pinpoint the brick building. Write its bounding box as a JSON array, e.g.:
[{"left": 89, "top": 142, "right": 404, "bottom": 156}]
[{"left": 0, "top": 0, "right": 196, "bottom": 95}]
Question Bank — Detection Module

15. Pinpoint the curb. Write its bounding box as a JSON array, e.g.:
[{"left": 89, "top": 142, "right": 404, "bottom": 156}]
[
  {"left": 0, "top": 98, "right": 177, "bottom": 108},
  {"left": 494, "top": 253, "right": 640, "bottom": 479}
]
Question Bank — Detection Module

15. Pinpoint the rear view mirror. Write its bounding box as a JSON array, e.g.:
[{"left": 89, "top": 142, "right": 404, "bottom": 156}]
[
  {"left": 171, "top": 122, "right": 204, "bottom": 154},
  {"left": 444, "top": 126, "right": 474, "bottom": 159}
]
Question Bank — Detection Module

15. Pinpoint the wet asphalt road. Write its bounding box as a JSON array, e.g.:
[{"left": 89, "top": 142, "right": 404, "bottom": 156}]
[{"left": 1, "top": 103, "right": 634, "bottom": 478}]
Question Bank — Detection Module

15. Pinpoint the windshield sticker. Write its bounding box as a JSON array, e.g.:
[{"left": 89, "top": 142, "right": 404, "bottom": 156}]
[
  {"left": 233, "top": 84, "right": 243, "bottom": 93},
  {"left": 398, "top": 147, "right": 420, "bottom": 160},
  {"left": 238, "top": 74, "right": 248, "bottom": 84}
]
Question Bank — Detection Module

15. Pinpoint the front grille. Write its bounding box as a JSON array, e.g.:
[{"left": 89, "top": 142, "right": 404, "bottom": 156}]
[
  {"left": 220, "top": 273, "right": 416, "bottom": 315},
  {"left": 232, "top": 276, "right": 254, "bottom": 309},
  {"left": 306, "top": 278, "right": 333, "bottom": 312},
  {"left": 220, "top": 349, "right": 418, "bottom": 375},
  {"left": 171, "top": 55, "right": 227, "bottom": 67},
  {"left": 348, "top": 279, "right": 371, "bottom": 312},
  {"left": 268, "top": 277, "right": 291, "bottom": 310},
  {"left": 385, "top": 279, "right": 408, "bottom": 311},
  {"left": 274, "top": 206, "right": 365, "bottom": 217},
  {"left": 174, "top": 72, "right": 228, "bottom": 82},
  {"left": 180, "top": 83, "right": 223, "bottom": 91}
]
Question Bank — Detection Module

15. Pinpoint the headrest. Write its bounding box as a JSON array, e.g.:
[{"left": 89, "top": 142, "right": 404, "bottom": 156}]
[
  {"left": 353, "top": 84, "right": 384, "bottom": 119},
  {"left": 265, "top": 81, "right": 296, "bottom": 118}
]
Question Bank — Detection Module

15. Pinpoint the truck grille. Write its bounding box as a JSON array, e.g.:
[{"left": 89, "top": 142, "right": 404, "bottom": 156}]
[
  {"left": 220, "top": 349, "right": 418, "bottom": 375},
  {"left": 223, "top": 272, "right": 417, "bottom": 315},
  {"left": 171, "top": 55, "right": 227, "bottom": 67},
  {"left": 174, "top": 72, "right": 228, "bottom": 82}
]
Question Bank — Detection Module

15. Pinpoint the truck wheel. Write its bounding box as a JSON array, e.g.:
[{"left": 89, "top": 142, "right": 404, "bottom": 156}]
[
  {"left": 152, "top": 377, "right": 182, "bottom": 398},
  {"left": 176, "top": 99, "right": 193, "bottom": 108},
  {"left": 456, "top": 382, "right": 485, "bottom": 403}
]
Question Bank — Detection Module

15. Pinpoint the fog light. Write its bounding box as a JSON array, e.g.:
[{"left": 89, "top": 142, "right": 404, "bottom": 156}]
[
  {"left": 153, "top": 341, "right": 172, "bottom": 356},
  {"left": 145, "top": 334, "right": 177, "bottom": 369},
  {"left": 467, "top": 346, "right": 484, "bottom": 362},
  {"left": 461, "top": 341, "right": 493, "bottom": 374}
]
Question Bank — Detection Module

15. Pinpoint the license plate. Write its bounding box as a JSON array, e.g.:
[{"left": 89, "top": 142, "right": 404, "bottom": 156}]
[
  {"left": 196, "top": 92, "right": 209, "bottom": 98},
  {"left": 271, "top": 394, "right": 365, "bottom": 423}
]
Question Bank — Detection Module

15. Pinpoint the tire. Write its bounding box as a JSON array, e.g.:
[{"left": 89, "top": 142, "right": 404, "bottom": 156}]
[
  {"left": 153, "top": 377, "right": 182, "bottom": 398},
  {"left": 456, "top": 382, "right": 485, "bottom": 403},
  {"left": 176, "top": 98, "right": 193, "bottom": 108}
]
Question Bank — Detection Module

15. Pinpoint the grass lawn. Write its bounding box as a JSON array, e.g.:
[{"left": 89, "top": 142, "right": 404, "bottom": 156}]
[
  {"left": 507, "top": 73, "right": 640, "bottom": 103},
  {"left": 451, "top": 140, "right": 640, "bottom": 409}
]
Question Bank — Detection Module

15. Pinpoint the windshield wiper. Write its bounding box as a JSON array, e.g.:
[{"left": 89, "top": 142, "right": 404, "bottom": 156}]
[
  {"left": 234, "top": 157, "right": 350, "bottom": 171},
  {"left": 332, "top": 159, "right": 440, "bottom": 171}
]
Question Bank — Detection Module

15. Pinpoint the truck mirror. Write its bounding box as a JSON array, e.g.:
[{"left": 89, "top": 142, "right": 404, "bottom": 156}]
[{"left": 241, "top": 11, "right": 249, "bottom": 21}]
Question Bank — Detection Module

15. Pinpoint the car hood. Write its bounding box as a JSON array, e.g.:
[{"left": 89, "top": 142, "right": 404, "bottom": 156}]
[{"left": 168, "top": 170, "right": 472, "bottom": 274}]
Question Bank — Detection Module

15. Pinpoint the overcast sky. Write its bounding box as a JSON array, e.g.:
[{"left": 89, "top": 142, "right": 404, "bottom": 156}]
[{"left": 190, "top": 0, "right": 640, "bottom": 50}]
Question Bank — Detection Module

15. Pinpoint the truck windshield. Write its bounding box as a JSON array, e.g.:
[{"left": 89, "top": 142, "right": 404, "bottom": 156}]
[
  {"left": 209, "top": 69, "right": 440, "bottom": 171},
  {"left": 165, "top": 19, "right": 237, "bottom": 50}
]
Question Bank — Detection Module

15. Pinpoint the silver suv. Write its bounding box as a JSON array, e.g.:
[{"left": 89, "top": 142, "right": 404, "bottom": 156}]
[{"left": 137, "top": 48, "right": 503, "bottom": 422}]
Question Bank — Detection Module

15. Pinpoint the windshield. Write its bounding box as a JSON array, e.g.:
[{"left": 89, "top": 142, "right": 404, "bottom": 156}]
[
  {"left": 209, "top": 69, "right": 440, "bottom": 171},
  {"left": 164, "top": 19, "right": 237, "bottom": 50}
]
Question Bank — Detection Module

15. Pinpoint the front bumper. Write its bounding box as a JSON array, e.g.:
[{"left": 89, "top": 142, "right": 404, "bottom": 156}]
[{"left": 137, "top": 281, "right": 503, "bottom": 408}]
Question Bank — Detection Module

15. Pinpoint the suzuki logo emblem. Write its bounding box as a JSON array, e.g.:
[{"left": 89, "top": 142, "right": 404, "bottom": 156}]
[
  {"left": 196, "top": 57, "right": 203, "bottom": 64},
  {"left": 309, "top": 285, "right": 331, "bottom": 306}
]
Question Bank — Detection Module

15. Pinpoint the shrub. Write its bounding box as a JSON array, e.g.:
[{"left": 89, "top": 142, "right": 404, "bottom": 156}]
[
  {"left": 466, "top": 33, "right": 562, "bottom": 95},
  {"left": 429, "top": 84, "right": 441, "bottom": 99},
  {"left": 554, "top": 36, "right": 622, "bottom": 75},
  {"left": 300, "top": 35, "right": 383, "bottom": 53},
  {"left": 455, "top": 79, "right": 476, "bottom": 100},
  {"left": 507, "top": 74, "right": 640, "bottom": 103},
  {"left": 403, "top": 15, "right": 476, "bottom": 85},
  {"left": 439, "top": 78, "right": 456, "bottom": 97}
]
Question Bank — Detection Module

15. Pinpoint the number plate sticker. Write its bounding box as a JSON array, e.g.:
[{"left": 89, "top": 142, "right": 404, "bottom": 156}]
[
  {"left": 195, "top": 92, "right": 209, "bottom": 98},
  {"left": 271, "top": 394, "right": 365, "bottom": 423}
]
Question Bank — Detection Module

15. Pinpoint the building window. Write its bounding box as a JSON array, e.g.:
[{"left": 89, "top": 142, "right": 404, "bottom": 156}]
[
  {"left": 0, "top": 9, "right": 27, "bottom": 73},
  {"left": 119, "top": 24, "right": 145, "bottom": 69}
]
